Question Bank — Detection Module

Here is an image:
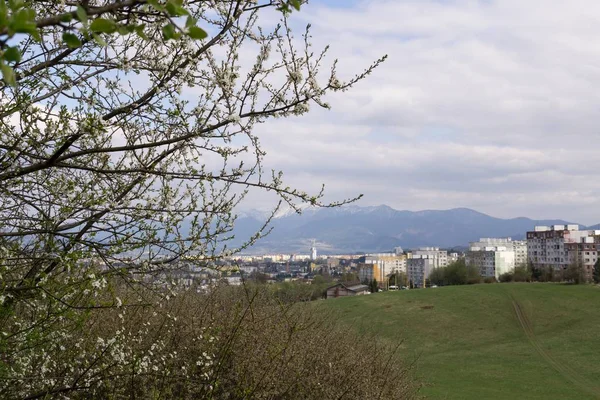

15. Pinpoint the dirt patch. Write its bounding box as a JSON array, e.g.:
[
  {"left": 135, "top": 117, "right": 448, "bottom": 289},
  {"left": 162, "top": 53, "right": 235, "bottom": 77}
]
[{"left": 420, "top": 305, "right": 434, "bottom": 310}]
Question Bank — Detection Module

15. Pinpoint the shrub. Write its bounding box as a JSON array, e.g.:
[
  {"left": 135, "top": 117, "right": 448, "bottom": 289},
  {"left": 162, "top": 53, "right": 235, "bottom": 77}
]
[
  {"left": 499, "top": 272, "right": 514, "bottom": 282},
  {"left": 1, "top": 284, "right": 419, "bottom": 399},
  {"left": 513, "top": 265, "right": 532, "bottom": 282}
]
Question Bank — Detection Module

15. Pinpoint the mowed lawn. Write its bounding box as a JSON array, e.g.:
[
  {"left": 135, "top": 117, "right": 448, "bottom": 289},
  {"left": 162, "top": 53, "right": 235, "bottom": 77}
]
[{"left": 320, "top": 283, "right": 600, "bottom": 400}]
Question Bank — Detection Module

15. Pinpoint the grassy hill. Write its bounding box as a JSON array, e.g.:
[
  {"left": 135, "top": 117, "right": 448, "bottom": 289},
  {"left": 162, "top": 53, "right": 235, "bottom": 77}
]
[{"left": 320, "top": 283, "right": 600, "bottom": 399}]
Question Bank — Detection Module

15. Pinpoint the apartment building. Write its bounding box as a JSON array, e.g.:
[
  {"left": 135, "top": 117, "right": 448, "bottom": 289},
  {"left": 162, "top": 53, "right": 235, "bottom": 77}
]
[
  {"left": 358, "top": 253, "right": 407, "bottom": 286},
  {"left": 468, "top": 238, "right": 527, "bottom": 271},
  {"left": 412, "top": 247, "right": 448, "bottom": 268},
  {"left": 407, "top": 255, "right": 437, "bottom": 288},
  {"left": 565, "top": 238, "right": 598, "bottom": 279},
  {"left": 526, "top": 225, "right": 600, "bottom": 271},
  {"left": 465, "top": 245, "right": 515, "bottom": 279}
]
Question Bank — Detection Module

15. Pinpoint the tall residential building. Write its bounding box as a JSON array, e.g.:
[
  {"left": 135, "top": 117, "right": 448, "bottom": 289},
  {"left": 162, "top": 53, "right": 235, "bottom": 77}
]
[
  {"left": 469, "top": 238, "right": 528, "bottom": 267},
  {"left": 565, "top": 238, "right": 598, "bottom": 279},
  {"left": 413, "top": 247, "right": 448, "bottom": 268},
  {"left": 407, "top": 255, "right": 437, "bottom": 288},
  {"left": 466, "top": 245, "right": 515, "bottom": 279},
  {"left": 527, "top": 225, "right": 600, "bottom": 276},
  {"left": 358, "top": 253, "right": 407, "bottom": 286}
]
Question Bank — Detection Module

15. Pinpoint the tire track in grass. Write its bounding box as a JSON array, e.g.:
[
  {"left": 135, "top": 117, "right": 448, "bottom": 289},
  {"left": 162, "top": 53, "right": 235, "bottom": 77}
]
[{"left": 510, "top": 295, "right": 600, "bottom": 398}]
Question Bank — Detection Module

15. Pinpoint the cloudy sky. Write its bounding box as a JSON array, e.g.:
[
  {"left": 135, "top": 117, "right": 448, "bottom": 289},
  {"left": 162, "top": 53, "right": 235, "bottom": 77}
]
[{"left": 248, "top": 0, "right": 600, "bottom": 224}]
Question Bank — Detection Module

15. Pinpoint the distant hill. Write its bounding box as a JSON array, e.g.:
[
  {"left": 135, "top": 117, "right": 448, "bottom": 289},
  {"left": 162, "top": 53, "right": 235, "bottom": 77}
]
[{"left": 228, "top": 205, "right": 581, "bottom": 254}]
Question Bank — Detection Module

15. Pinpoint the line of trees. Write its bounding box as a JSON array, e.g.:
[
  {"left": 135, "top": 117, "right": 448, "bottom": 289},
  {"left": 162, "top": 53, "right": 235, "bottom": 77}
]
[
  {"left": 500, "top": 259, "right": 600, "bottom": 285},
  {"left": 428, "top": 259, "right": 484, "bottom": 286}
]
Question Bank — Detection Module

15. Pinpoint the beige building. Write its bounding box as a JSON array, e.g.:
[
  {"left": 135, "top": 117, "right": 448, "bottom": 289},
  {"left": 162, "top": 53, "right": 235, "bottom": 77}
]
[{"left": 358, "top": 253, "right": 407, "bottom": 287}]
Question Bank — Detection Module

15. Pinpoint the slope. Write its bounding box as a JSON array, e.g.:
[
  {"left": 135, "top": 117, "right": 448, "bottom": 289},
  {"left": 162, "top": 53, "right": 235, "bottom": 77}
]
[{"left": 321, "top": 284, "right": 600, "bottom": 400}]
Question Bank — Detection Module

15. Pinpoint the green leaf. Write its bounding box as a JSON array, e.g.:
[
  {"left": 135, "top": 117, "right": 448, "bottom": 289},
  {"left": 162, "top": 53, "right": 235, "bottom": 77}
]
[
  {"left": 147, "top": 0, "right": 166, "bottom": 12},
  {"left": 90, "top": 18, "right": 117, "bottom": 34},
  {"left": 188, "top": 26, "right": 207, "bottom": 40},
  {"left": 117, "top": 25, "right": 130, "bottom": 35},
  {"left": 1, "top": 61, "right": 16, "bottom": 87},
  {"left": 277, "top": 3, "right": 291, "bottom": 14},
  {"left": 3, "top": 46, "right": 20, "bottom": 63},
  {"left": 11, "top": 8, "right": 36, "bottom": 34},
  {"left": 62, "top": 32, "right": 82, "bottom": 48},
  {"left": 59, "top": 13, "right": 73, "bottom": 23},
  {"left": 92, "top": 33, "right": 106, "bottom": 46},
  {"left": 76, "top": 5, "right": 87, "bottom": 25},
  {"left": 135, "top": 24, "right": 148, "bottom": 40},
  {"left": 8, "top": 0, "right": 24, "bottom": 10},
  {"left": 290, "top": 0, "right": 301, "bottom": 11},
  {"left": 162, "top": 23, "right": 177, "bottom": 40},
  {"left": 29, "top": 29, "right": 41, "bottom": 42},
  {"left": 0, "top": 0, "right": 8, "bottom": 28},
  {"left": 185, "top": 15, "right": 196, "bottom": 28},
  {"left": 165, "top": 0, "right": 188, "bottom": 16}
]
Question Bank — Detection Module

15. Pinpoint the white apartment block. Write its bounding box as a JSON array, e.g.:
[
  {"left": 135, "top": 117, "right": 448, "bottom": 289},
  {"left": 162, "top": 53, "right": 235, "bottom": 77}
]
[
  {"left": 470, "top": 238, "right": 528, "bottom": 267},
  {"left": 412, "top": 247, "right": 448, "bottom": 268},
  {"left": 407, "top": 255, "right": 437, "bottom": 288},
  {"left": 466, "top": 245, "right": 515, "bottom": 279},
  {"left": 527, "top": 225, "right": 600, "bottom": 274}
]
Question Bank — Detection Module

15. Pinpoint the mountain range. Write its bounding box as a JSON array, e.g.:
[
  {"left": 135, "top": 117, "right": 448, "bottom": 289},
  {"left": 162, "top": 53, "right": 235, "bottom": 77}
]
[{"left": 227, "top": 205, "right": 595, "bottom": 255}]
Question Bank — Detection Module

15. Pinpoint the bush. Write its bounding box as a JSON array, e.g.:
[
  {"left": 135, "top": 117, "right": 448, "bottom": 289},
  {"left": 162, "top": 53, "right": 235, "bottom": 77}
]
[
  {"left": 269, "top": 280, "right": 329, "bottom": 302},
  {"left": 1, "top": 284, "right": 419, "bottom": 399},
  {"left": 466, "top": 264, "right": 482, "bottom": 284},
  {"left": 565, "top": 261, "right": 588, "bottom": 284},
  {"left": 428, "top": 260, "right": 483, "bottom": 286},
  {"left": 483, "top": 276, "right": 497, "bottom": 284},
  {"left": 513, "top": 265, "right": 532, "bottom": 282},
  {"left": 429, "top": 268, "right": 445, "bottom": 286}
]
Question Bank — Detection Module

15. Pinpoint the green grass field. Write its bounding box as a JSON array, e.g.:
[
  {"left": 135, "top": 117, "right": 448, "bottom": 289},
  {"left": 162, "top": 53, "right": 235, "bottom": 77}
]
[{"left": 321, "top": 283, "right": 600, "bottom": 399}]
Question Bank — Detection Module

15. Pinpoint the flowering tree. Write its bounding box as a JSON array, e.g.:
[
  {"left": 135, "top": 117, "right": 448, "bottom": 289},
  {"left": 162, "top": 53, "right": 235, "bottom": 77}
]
[{"left": 0, "top": 0, "right": 386, "bottom": 397}]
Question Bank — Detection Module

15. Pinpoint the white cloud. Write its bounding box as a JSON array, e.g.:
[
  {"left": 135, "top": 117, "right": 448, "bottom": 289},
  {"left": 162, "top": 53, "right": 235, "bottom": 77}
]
[{"left": 237, "top": 0, "right": 600, "bottom": 224}]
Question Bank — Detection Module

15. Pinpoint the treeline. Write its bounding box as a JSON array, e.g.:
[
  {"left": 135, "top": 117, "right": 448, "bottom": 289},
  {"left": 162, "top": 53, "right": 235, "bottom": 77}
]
[
  {"left": 243, "top": 272, "right": 361, "bottom": 303},
  {"left": 430, "top": 259, "right": 600, "bottom": 287},
  {"left": 500, "top": 260, "right": 600, "bottom": 284},
  {"left": 428, "top": 259, "right": 492, "bottom": 286}
]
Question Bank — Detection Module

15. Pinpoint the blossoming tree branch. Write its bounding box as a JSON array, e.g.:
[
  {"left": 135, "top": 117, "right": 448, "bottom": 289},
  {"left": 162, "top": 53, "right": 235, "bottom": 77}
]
[{"left": 0, "top": 1, "right": 386, "bottom": 397}]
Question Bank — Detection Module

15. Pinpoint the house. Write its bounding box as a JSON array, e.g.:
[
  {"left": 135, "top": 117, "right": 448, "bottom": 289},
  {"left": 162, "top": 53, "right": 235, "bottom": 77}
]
[{"left": 326, "top": 283, "right": 369, "bottom": 299}]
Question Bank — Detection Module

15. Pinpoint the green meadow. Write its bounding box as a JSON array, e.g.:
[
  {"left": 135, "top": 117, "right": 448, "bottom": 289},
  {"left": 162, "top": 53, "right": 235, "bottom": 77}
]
[{"left": 321, "top": 284, "right": 600, "bottom": 399}]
